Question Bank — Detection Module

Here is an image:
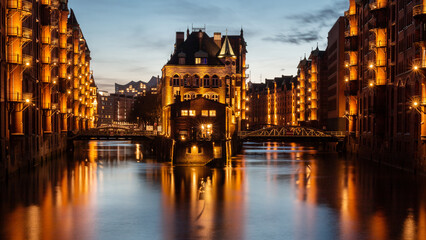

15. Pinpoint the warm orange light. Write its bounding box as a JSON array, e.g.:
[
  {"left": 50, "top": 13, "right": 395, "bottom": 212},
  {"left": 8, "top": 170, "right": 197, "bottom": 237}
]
[
  {"left": 413, "top": 101, "right": 419, "bottom": 107},
  {"left": 369, "top": 82, "right": 374, "bottom": 87},
  {"left": 414, "top": 65, "right": 419, "bottom": 71},
  {"left": 369, "top": 64, "right": 374, "bottom": 69},
  {"left": 25, "top": 99, "right": 30, "bottom": 103}
]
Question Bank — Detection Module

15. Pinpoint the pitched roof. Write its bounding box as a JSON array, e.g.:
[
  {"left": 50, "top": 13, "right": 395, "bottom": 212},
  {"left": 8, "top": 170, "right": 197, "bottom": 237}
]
[
  {"left": 218, "top": 36, "right": 236, "bottom": 59},
  {"left": 167, "top": 31, "right": 223, "bottom": 66}
]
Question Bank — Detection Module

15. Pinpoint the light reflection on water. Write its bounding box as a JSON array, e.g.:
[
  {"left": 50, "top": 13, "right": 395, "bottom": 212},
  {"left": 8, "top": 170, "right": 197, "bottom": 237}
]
[{"left": 0, "top": 140, "right": 425, "bottom": 240}]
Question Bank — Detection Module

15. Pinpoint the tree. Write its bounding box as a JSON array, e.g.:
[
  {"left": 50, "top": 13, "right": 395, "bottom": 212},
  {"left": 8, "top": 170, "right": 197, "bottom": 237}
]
[{"left": 130, "top": 93, "right": 162, "bottom": 129}]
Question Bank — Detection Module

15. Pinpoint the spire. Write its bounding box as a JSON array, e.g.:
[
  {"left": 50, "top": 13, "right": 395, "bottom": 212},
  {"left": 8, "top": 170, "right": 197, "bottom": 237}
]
[{"left": 218, "top": 35, "right": 236, "bottom": 59}]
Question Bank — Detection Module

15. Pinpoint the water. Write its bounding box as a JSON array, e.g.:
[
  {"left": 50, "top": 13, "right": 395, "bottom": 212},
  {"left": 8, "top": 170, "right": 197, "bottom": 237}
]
[{"left": 1, "top": 141, "right": 425, "bottom": 240}]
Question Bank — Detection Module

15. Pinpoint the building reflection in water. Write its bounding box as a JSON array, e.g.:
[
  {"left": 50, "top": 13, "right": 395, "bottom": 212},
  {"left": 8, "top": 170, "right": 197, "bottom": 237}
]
[{"left": 0, "top": 141, "right": 425, "bottom": 240}]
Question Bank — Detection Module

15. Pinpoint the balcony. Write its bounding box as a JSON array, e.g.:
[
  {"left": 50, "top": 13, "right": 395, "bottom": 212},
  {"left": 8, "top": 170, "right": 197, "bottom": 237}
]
[
  {"left": 344, "top": 9, "right": 356, "bottom": 17},
  {"left": 7, "top": 54, "right": 22, "bottom": 64},
  {"left": 369, "top": 1, "right": 387, "bottom": 11},
  {"left": 7, "top": 27, "right": 21, "bottom": 37},
  {"left": 345, "top": 29, "right": 358, "bottom": 38},
  {"left": 413, "top": 4, "right": 426, "bottom": 19}
]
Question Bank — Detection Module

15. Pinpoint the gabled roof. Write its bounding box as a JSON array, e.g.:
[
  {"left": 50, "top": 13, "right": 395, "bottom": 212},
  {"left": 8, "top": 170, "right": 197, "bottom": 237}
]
[
  {"left": 167, "top": 31, "right": 223, "bottom": 66},
  {"left": 218, "top": 36, "right": 236, "bottom": 59}
]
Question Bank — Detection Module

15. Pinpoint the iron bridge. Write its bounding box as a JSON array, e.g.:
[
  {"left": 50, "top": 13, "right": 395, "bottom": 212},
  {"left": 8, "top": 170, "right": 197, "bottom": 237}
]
[
  {"left": 238, "top": 126, "right": 346, "bottom": 142},
  {"left": 71, "top": 126, "right": 157, "bottom": 140}
]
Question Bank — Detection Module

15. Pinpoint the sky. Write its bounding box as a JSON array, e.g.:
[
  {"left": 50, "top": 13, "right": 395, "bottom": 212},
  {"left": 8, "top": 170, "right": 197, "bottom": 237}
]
[{"left": 68, "top": 0, "right": 348, "bottom": 92}]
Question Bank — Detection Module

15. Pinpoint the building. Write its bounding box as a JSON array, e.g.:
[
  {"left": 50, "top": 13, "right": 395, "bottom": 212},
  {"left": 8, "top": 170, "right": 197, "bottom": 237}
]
[
  {"left": 295, "top": 48, "right": 328, "bottom": 128},
  {"left": 97, "top": 91, "right": 135, "bottom": 125},
  {"left": 97, "top": 91, "right": 114, "bottom": 125},
  {"left": 0, "top": 0, "right": 97, "bottom": 177},
  {"left": 344, "top": 0, "right": 426, "bottom": 171},
  {"left": 161, "top": 28, "right": 248, "bottom": 135},
  {"left": 115, "top": 76, "right": 160, "bottom": 97},
  {"left": 161, "top": 28, "right": 247, "bottom": 164},
  {"left": 247, "top": 76, "right": 295, "bottom": 129},
  {"left": 327, "top": 17, "right": 346, "bottom": 131}
]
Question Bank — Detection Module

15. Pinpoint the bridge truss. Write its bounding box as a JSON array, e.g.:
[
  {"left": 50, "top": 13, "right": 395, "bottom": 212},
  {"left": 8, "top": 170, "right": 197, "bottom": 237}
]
[{"left": 238, "top": 126, "right": 346, "bottom": 141}]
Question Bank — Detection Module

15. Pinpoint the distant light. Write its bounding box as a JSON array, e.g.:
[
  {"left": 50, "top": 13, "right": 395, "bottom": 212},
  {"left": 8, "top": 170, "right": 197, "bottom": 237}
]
[
  {"left": 414, "top": 101, "right": 419, "bottom": 107},
  {"left": 414, "top": 65, "right": 419, "bottom": 71},
  {"left": 369, "top": 82, "right": 374, "bottom": 87},
  {"left": 369, "top": 64, "right": 374, "bottom": 69},
  {"left": 25, "top": 99, "right": 30, "bottom": 103}
]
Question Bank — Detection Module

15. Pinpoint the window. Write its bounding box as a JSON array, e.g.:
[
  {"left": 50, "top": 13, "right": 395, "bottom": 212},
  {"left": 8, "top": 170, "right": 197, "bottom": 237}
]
[
  {"left": 203, "top": 94, "right": 210, "bottom": 99},
  {"left": 179, "top": 57, "right": 185, "bottom": 65},
  {"left": 212, "top": 75, "right": 219, "bottom": 87},
  {"left": 193, "top": 75, "right": 200, "bottom": 87},
  {"left": 203, "top": 75, "right": 210, "bottom": 87},
  {"left": 181, "top": 110, "right": 188, "bottom": 116},
  {"left": 211, "top": 95, "right": 219, "bottom": 102},
  {"left": 195, "top": 58, "right": 201, "bottom": 64},
  {"left": 184, "top": 75, "right": 191, "bottom": 87},
  {"left": 189, "top": 110, "right": 196, "bottom": 116},
  {"left": 172, "top": 75, "right": 180, "bottom": 86},
  {"left": 202, "top": 110, "right": 209, "bottom": 116},
  {"left": 209, "top": 110, "right": 216, "bottom": 117},
  {"left": 201, "top": 58, "right": 207, "bottom": 64},
  {"left": 184, "top": 94, "right": 192, "bottom": 101}
]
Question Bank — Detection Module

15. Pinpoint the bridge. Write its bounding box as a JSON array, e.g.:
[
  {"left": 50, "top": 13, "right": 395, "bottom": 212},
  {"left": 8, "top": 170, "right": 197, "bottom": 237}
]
[
  {"left": 71, "top": 126, "right": 157, "bottom": 140},
  {"left": 238, "top": 126, "right": 346, "bottom": 142}
]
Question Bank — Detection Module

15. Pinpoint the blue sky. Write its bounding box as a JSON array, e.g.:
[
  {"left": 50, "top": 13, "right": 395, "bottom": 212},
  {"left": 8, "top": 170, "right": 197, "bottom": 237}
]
[{"left": 68, "top": 0, "right": 348, "bottom": 92}]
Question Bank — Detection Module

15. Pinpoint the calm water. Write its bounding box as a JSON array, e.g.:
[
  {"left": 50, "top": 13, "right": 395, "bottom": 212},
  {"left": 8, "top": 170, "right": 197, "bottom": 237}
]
[{"left": 1, "top": 141, "right": 425, "bottom": 240}]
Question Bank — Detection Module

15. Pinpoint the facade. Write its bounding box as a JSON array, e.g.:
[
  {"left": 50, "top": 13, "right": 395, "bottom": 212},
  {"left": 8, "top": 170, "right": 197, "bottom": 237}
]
[
  {"left": 296, "top": 48, "right": 328, "bottom": 128},
  {"left": 344, "top": 0, "right": 426, "bottom": 171},
  {"left": 247, "top": 76, "right": 295, "bottom": 129},
  {"left": 97, "top": 91, "right": 135, "bottom": 125},
  {"left": 161, "top": 29, "right": 248, "bottom": 136},
  {"left": 0, "top": 0, "right": 96, "bottom": 177},
  {"left": 97, "top": 90, "right": 113, "bottom": 125},
  {"left": 161, "top": 28, "right": 247, "bottom": 165},
  {"left": 327, "top": 17, "right": 347, "bottom": 131}
]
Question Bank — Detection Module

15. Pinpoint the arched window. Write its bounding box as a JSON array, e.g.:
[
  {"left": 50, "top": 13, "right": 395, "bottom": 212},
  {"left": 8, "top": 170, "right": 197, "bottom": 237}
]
[
  {"left": 203, "top": 94, "right": 210, "bottom": 99},
  {"left": 184, "top": 74, "right": 191, "bottom": 87},
  {"left": 203, "top": 75, "right": 210, "bottom": 87},
  {"left": 172, "top": 75, "right": 180, "bottom": 86},
  {"left": 211, "top": 94, "right": 219, "bottom": 102},
  {"left": 212, "top": 75, "right": 219, "bottom": 87},
  {"left": 193, "top": 75, "right": 200, "bottom": 87},
  {"left": 183, "top": 93, "right": 196, "bottom": 101}
]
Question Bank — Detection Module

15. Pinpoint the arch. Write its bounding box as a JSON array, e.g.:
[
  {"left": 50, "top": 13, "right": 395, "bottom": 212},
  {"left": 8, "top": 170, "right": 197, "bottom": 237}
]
[
  {"left": 172, "top": 74, "right": 180, "bottom": 86},
  {"left": 183, "top": 74, "right": 191, "bottom": 87},
  {"left": 183, "top": 92, "right": 196, "bottom": 101},
  {"left": 203, "top": 75, "right": 210, "bottom": 87},
  {"left": 193, "top": 74, "right": 200, "bottom": 87},
  {"left": 212, "top": 75, "right": 219, "bottom": 87}
]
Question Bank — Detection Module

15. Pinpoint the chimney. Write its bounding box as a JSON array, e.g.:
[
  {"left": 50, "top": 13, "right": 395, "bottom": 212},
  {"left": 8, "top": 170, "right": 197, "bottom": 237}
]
[
  {"left": 214, "top": 32, "right": 222, "bottom": 47},
  {"left": 175, "top": 32, "right": 185, "bottom": 51}
]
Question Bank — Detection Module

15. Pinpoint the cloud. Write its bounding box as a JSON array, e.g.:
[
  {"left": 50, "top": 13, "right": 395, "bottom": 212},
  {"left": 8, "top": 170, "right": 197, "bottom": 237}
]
[{"left": 263, "top": 30, "right": 319, "bottom": 45}]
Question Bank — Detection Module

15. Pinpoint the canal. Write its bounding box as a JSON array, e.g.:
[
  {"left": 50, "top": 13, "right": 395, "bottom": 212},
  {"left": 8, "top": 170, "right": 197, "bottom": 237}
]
[{"left": 1, "top": 141, "right": 425, "bottom": 240}]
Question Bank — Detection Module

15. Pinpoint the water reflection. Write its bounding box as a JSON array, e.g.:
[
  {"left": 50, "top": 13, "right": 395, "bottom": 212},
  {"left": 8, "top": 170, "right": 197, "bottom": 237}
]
[{"left": 0, "top": 141, "right": 425, "bottom": 240}]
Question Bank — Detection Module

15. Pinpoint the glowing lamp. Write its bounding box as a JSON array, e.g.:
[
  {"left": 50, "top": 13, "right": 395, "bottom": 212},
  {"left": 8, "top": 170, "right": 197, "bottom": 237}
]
[
  {"left": 369, "top": 64, "right": 374, "bottom": 69},
  {"left": 414, "top": 101, "right": 419, "bottom": 107},
  {"left": 25, "top": 98, "right": 30, "bottom": 103},
  {"left": 414, "top": 65, "right": 419, "bottom": 71},
  {"left": 369, "top": 82, "right": 374, "bottom": 87}
]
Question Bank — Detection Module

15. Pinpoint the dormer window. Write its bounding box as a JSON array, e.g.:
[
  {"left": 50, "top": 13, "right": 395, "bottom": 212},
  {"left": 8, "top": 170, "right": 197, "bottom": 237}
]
[
  {"left": 195, "top": 58, "right": 201, "bottom": 65},
  {"left": 179, "top": 57, "right": 185, "bottom": 65}
]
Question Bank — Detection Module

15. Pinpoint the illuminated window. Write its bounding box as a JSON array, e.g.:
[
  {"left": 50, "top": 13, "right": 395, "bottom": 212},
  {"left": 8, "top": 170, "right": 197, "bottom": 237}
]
[
  {"left": 211, "top": 95, "right": 218, "bottom": 102},
  {"left": 189, "top": 110, "right": 196, "bottom": 116},
  {"left": 203, "top": 94, "right": 210, "bottom": 99},
  {"left": 195, "top": 58, "right": 201, "bottom": 64},
  {"left": 184, "top": 94, "right": 192, "bottom": 101},
  {"left": 202, "top": 110, "right": 208, "bottom": 116},
  {"left": 209, "top": 110, "right": 216, "bottom": 117},
  {"left": 181, "top": 110, "right": 188, "bottom": 116}
]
